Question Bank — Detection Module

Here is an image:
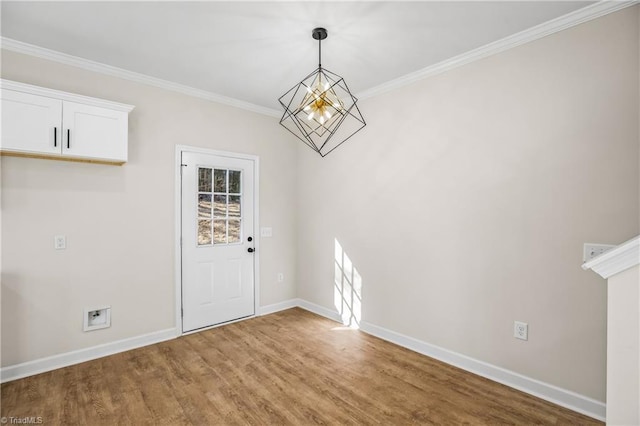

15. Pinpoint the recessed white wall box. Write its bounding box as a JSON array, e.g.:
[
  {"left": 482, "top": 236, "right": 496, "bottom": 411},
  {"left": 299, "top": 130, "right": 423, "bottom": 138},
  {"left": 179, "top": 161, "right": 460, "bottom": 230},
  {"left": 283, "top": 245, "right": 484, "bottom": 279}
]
[
  {"left": 83, "top": 306, "right": 111, "bottom": 331},
  {"left": 514, "top": 321, "right": 528, "bottom": 341},
  {"left": 583, "top": 243, "right": 615, "bottom": 262}
]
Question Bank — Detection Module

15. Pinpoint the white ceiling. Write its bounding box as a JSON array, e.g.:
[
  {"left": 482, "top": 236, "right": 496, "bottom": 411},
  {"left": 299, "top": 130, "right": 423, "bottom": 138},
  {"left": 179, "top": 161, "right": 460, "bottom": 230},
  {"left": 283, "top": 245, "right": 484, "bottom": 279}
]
[{"left": 1, "top": 1, "right": 595, "bottom": 112}]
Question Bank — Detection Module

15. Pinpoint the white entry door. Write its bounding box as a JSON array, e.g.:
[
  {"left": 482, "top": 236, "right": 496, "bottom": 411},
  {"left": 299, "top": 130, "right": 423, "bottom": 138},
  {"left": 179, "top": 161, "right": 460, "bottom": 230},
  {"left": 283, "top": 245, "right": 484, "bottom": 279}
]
[{"left": 181, "top": 150, "right": 256, "bottom": 332}]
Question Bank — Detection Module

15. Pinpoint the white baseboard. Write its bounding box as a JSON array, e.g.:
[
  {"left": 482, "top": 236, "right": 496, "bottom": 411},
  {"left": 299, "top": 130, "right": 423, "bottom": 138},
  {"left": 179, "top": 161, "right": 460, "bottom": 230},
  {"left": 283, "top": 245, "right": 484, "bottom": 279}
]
[
  {"left": 295, "top": 298, "right": 342, "bottom": 323},
  {"left": 359, "top": 320, "right": 606, "bottom": 422},
  {"left": 1, "top": 299, "right": 307, "bottom": 383},
  {"left": 0, "top": 299, "right": 336, "bottom": 383},
  {"left": 0, "top": 298, "right": 608, "bottom": 422},
  {"left": 276, "top": 299, "right": 605, "bottom": 420},
  {"left": 257, "top": 299, "right": 298, "bottom": 316},
  {"left": 0, "top": 328, "right": 176, "bottom": 383}
]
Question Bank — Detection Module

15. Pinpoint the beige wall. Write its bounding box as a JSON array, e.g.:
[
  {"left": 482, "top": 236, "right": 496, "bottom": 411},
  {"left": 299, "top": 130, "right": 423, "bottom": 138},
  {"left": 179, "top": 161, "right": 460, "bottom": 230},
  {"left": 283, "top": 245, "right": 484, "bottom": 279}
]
[
  {"left": 606, "top": 265, "right": 639, "bottom": 425},
  {"left": 1, "top": 3, "right": 639, "bottom": 407},
  {"left": 0, "top": 50, "right": 298, "bottom": 366},
  {"left": 296, "top": 6, "right": 639, "bottom": 401}
]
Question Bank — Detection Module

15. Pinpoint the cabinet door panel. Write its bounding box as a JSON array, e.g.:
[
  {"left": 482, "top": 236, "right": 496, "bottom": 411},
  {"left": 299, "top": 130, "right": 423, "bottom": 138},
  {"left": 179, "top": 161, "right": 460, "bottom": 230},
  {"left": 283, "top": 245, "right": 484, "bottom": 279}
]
[
  {"left": 63, "top": 101, "right": 128, "bottom": 162},
  {"left": 1, "top": 89, "right": 62, "bottom": 155}
]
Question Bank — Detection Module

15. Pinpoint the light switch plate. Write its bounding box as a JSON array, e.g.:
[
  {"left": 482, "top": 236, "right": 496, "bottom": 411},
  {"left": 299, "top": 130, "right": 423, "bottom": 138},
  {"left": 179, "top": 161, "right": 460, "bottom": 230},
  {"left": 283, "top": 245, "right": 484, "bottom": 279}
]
[{"left": 260, "top": 227, "right": 273, "bottom": 238}]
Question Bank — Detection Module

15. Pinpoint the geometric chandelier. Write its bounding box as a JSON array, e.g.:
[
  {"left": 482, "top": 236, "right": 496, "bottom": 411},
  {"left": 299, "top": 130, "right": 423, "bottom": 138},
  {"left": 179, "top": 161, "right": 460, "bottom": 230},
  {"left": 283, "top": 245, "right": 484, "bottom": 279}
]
[{"left": 278, "top": 27, "right": 366, "bottom": 157}]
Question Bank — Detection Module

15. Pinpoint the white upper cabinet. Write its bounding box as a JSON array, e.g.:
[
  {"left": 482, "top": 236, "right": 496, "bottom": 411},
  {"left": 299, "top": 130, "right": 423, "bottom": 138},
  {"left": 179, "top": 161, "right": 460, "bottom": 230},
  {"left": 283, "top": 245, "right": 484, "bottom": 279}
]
[
  {"left": 61, "top": 101, "right": 128, "bottom": 161},
  {"left": 1, "top": 89, "right": 62, "bottom": 155},
  {"left": 0, "top": 80, "right": 134, "bottom": 164}
]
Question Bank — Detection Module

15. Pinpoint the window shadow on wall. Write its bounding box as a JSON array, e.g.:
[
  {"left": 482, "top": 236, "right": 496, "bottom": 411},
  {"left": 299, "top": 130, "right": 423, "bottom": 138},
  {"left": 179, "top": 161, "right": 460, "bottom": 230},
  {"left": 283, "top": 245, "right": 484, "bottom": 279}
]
[{"left": 334, "top": 239, "right": 362, "bottom": 328}]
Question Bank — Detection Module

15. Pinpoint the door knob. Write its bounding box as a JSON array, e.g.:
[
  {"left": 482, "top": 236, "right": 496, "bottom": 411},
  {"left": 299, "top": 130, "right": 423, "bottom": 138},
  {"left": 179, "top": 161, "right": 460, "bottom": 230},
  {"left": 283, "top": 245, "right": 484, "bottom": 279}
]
[
  {"left": 247, "top": 237, "right": 253, "bottom": 242},
  {"left": 247, "top": 248, "right": 255, "bottom": 253}
]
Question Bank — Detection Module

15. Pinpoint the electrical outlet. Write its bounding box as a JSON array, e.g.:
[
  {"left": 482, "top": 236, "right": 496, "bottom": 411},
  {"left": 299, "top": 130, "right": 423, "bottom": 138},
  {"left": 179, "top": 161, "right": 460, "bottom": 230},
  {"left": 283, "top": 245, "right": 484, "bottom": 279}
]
[
  {"left": 583, "top": 243, "right": 615, "bottom": 262},
  {"left": 514, "top": 321, "right": 528, "bottom": 341},
  {"left": 277, "top": 272, "right": 284, "bottom": 283},
  {"left": 54, "top": 235, "right": 66, "bottom": 250}
]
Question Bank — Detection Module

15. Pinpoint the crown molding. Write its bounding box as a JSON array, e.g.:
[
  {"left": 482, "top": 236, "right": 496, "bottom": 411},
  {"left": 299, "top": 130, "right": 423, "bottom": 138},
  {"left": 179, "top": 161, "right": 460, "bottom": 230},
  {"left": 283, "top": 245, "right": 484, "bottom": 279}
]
[
  {"left": 357, "top": 0, "right": 639, "bottom": 100},
  {"left": 1, "top": 1, "right": 636, "bottom": 112},
  {"left": 0, "top": 37, "right": 281, "bottom": 118}
]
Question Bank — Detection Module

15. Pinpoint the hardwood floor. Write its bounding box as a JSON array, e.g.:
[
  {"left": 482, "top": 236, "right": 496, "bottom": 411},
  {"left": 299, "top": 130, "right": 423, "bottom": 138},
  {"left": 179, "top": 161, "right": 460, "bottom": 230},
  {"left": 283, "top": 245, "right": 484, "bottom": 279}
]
[{"left": 1, "top": 308, "right": 601, "bottom": 425}]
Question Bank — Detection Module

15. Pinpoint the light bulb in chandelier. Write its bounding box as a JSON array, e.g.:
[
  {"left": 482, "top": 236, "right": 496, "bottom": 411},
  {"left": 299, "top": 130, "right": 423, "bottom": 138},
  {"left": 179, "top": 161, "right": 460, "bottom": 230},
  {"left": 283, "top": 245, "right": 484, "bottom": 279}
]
[{"left": 300, "top": 75, "right": 344, "bottom": 127}]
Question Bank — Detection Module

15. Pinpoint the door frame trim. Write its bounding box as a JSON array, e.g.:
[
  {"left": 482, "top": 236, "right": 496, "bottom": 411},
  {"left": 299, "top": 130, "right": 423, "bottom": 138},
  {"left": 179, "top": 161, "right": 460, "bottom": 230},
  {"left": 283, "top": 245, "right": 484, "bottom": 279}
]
[{"left": 174, "top": 145, "right": 260, "bottom": 336}]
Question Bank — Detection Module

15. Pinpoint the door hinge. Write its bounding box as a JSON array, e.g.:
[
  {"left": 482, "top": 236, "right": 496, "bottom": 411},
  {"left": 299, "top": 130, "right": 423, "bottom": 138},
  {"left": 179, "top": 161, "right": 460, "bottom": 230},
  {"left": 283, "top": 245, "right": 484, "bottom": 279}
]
[{"left": 181, "top": 307, "right": 183, "bottom": 318}]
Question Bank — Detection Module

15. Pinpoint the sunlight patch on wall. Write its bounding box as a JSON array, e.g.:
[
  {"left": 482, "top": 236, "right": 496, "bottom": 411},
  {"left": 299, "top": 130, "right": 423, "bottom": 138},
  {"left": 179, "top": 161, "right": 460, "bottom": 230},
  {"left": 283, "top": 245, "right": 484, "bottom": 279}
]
[{"left": 334, "top": 239, "right": 362, "bottom": 328}]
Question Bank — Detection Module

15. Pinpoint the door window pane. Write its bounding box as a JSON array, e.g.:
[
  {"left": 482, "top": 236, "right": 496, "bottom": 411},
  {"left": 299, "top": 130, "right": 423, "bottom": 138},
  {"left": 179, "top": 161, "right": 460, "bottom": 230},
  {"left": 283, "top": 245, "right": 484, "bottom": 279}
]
[
  {"left": 229, "top": 170, "right": 241, "bottom": 194},
  {"left": 228, "top": 220, "right": 241, "bottom": 243},
  {"left": 198, "top": 220, "right": 212, "bottom": 245},
  {"left": 214, "top": 169, "right": 226, "bottom": 192},
  {"left": 198, "top": 194, "right": 212, "bottom": 219},
  {"left": 198, "top": 168, "right": 212, "bottom": 192},
  {"left": 228, "top": 195, "right": 241, "bottom": 218},
  {"left": 214, "top": 195, "right": 227, "bottom": 217},
  {"left": 214, "top": 220, "right": 227, "bottom": 244}
]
